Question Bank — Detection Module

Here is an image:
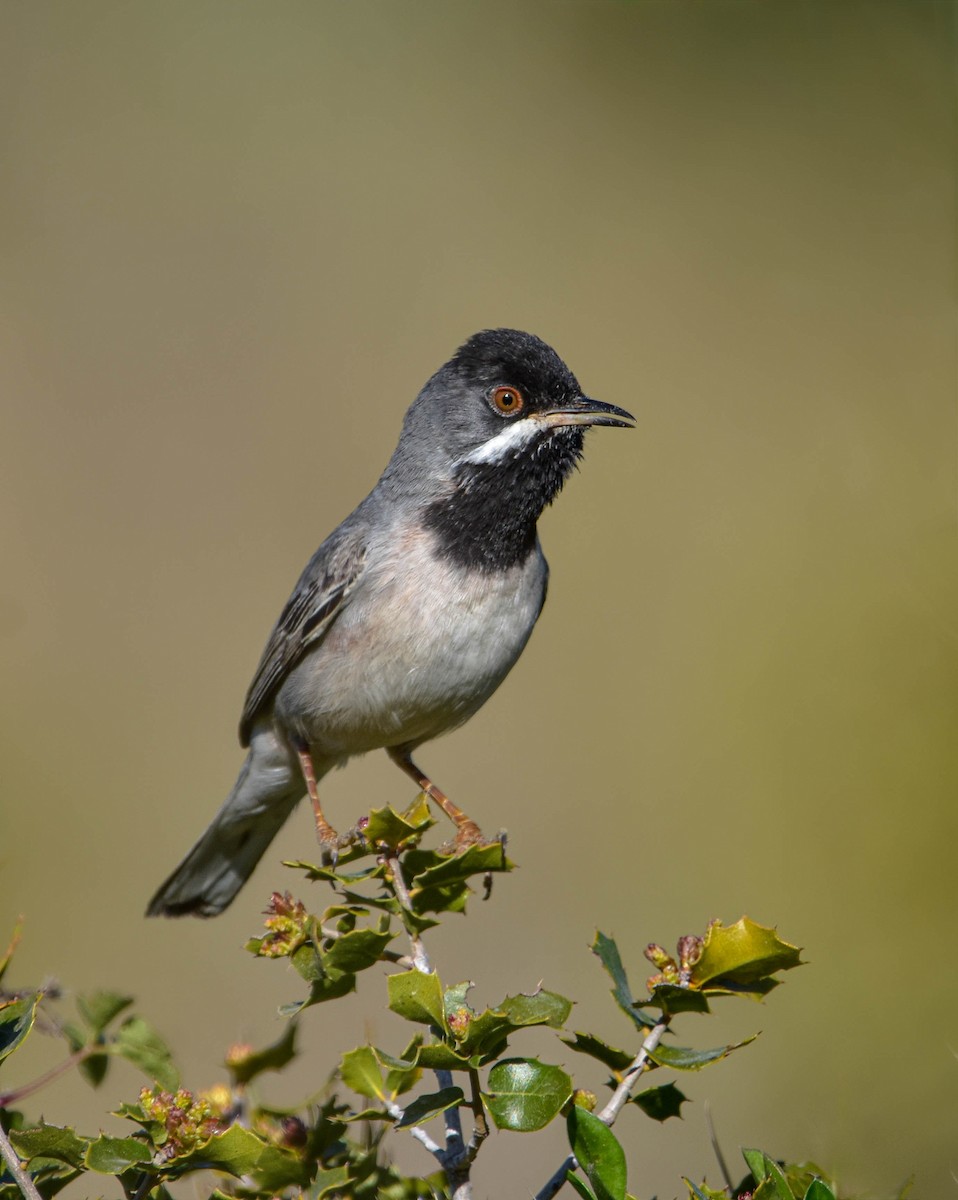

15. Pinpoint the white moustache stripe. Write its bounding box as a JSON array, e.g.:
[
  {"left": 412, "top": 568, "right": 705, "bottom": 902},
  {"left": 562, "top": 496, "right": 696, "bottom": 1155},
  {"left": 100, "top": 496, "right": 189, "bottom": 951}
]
[{"left": 456, "top": 418, "right": 542, "bottom": 467}]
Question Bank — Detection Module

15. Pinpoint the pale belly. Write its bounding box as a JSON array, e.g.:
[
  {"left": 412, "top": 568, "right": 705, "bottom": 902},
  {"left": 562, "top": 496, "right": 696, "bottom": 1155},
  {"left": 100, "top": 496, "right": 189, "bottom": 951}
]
[{"left": 273, "top": 547, "right": 548, "bottom": 759}]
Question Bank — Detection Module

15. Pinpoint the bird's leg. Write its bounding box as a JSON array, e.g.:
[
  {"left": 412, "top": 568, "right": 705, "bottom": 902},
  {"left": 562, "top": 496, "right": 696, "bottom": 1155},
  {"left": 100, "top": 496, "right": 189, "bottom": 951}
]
[
  {"left": 294, "top": 743, "right": 341, "bottom": 857},
  {"left": 387, "top": 748, "right": 484, "bottom": 851}
]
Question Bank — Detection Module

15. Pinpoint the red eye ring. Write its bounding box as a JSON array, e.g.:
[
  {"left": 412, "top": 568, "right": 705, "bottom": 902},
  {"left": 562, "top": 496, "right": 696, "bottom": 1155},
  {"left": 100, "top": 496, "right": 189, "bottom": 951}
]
[{"left": 490, "top": 385, "right": 525, "bottom": 416}]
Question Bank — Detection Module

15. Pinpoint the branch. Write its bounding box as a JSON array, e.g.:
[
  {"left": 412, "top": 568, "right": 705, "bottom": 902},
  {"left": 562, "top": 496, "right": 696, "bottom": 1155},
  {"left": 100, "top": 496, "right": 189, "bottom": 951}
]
[
  {"left": 384, "top": 853, "right": 470, "bottom": 1195},
  {"left": 0, "top": 1119, "right": 43, "bottom": 1200},
  {"left": 0, "top": 1046, "right": 93, "bottom": 1109},
  {"left": 533, "top": 1015, "right": 671, "bottom": 1200}
]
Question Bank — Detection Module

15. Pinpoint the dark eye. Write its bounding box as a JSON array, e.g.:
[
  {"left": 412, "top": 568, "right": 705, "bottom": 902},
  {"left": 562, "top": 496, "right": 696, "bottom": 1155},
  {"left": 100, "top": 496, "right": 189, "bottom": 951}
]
[{"left": 490, "top": 385, "right": 525, "bottom": 416}]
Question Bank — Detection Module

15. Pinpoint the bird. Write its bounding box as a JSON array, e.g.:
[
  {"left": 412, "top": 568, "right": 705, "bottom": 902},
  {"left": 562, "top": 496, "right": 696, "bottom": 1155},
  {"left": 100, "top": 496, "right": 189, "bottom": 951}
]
[{"left": 147, "top": 328, "right": 634, "bottom": 917}]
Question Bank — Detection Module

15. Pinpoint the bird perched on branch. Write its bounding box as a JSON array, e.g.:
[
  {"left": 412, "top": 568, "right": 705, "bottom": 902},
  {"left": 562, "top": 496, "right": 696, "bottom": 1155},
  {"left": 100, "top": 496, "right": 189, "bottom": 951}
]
[{"left": 148, "top": 329, "right": 634, "bottom": 917}]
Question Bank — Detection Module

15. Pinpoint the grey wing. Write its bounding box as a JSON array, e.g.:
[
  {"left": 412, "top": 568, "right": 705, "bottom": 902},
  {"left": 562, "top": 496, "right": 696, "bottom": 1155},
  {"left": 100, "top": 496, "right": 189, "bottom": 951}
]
[{"left": 238, "top": 528, "right": 367, "bottom": 745}]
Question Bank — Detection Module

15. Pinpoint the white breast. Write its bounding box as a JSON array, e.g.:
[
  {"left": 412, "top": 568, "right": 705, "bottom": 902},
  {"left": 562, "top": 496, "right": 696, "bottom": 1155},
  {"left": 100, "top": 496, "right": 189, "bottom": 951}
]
[{"left": 276, "top": 525, "right": 548, "bottom": 759}]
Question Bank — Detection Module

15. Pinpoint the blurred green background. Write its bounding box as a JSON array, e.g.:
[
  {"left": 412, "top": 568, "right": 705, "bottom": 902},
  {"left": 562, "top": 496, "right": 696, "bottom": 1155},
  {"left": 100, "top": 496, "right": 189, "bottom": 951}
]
[{"left": 2, "top": 2, "right": 956, "bottom": 1196}]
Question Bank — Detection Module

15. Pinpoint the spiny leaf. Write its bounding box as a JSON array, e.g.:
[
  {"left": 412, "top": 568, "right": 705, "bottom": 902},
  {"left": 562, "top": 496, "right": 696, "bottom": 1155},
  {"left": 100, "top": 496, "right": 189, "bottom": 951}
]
[
  {"left": 684, "top": 1181, "right": 727, "bottom": 1200},
  {"left": 340, "top": 1046, "right": 385, "bottom": 1101},
  {"left": 84, "top": 1135, "right": 152, "bottom": 1174},
  {"left": 499, "top": 988, "right": 572, "bottom": 1030},
  {"left": 648, "top": 1034, "right": 756, "bottom": 1071},
  {"left": 365, "top": 802, "right": 434, "bottom": 850},
  {"left": 591, "top": 933, "right": 654, "bottom": 1030},
  {"left": 631, "top": 1082, "right": 687, "bottom": 1121},
  {"left": 0, "top": 992, "right": 40, "bottom": 1066},
  {"left": 482, "top": 1058, "right": 573, "bottom": 1132},
  {"left": 567, "top": 1106, "right": 627, "bottom": 1200},
  {"left": 9, "top": 1123, "right": 90, "bottom": 1170},
  {"left": 112, "top": 1016, "right": 179, "bottom": 1090},
  {"left": 387, "top": 970, "right": 447, "bottom": 1033},
  {"left": 171, "top": 1124, "right": 269, "bottom": 1175},
  {"left": 414, "top": 1042, "right": 474, "bottom": 1071},
  {"left": 226, "top": 1021, "right": 297, "bottom": 1086},
  {"left": 691, "top": 919, "right": 802, "bottom": 990},
  {"left": 645, "top": 982, "right": 711, "bottom": 1016},
  {"left": 394, "top": 1086, "right": 464, "bottom": 1128},
  {"left": 76, "top": 991, "right": 134, "bottom": 1034},
  {"left": 404, "top": 842, "right": 512, "bottom": 890},
  {"left": 322, "top": 927, "right": 395, "bottom": 974},
  {"left": 561, "top": 1032, "right": 634, "bottom": 1073}
]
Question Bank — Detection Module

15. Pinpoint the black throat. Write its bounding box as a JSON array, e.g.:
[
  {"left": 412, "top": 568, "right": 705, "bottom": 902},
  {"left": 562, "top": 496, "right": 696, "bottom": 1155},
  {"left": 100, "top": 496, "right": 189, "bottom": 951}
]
[{"left": 422, "top": 426, "right": 584, "bottom": 572}]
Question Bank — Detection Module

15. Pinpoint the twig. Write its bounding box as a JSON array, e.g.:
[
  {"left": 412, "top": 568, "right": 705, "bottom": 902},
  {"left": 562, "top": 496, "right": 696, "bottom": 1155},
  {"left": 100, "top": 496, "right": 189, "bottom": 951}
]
[
  {"left": 384, "top": 854, "right": 470, "bottom": 1197},
  {"left": 533, "top": 1015, "right": 671, "bottom": 1200},
  {"left": 704, "top": 1099, "right": 734, "bottom": 1193},
  {"left": 385, "top": 855, "right": 430, "bottom": 974},
  {"left": 0, "top": 1046, "right": 93, "bottom": 1109},
  {"left": 384, "top": 1100, "right": 444, "bottom": 1157},
  {"left": 0, "top": 1118, "right": 44, "bottom": 1200},
  {"left": 463, "top": 1068, "right": 489, "bottom": 1164}
]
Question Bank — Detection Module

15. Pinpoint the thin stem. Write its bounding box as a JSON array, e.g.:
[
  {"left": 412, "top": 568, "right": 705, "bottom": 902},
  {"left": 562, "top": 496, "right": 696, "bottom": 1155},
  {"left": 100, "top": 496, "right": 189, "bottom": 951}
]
[
  {"left": 704, "top": 1099, "right": 734, "bottom": 1193},
  {"left": 533, "top": 1015, "right": 671, "bottom": 1200},
  {"left": 0, "top": 1118, "right": 44, "bottom": 1200},
  {"left": 384, "top": 854, "right": 470, "bottom": 1196},
  {"left": 464, "top": 1068, "right": 489, "bottom": 1163},
  {"left": 0, "top": 1046, "right": 93, "bottom": 1109},
  {"left": 383, "top": 1100, "right": 444, "bottom": 1158},
  {"left": 385, "top": 855, "right": 429, "bottom": 974}
]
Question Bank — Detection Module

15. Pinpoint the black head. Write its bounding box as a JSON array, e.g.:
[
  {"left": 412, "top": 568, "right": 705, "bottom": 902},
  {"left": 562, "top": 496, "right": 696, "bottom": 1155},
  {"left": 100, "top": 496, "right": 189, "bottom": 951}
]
[{"left": 382, "top": 329, "right": 634, "bottom": 571}]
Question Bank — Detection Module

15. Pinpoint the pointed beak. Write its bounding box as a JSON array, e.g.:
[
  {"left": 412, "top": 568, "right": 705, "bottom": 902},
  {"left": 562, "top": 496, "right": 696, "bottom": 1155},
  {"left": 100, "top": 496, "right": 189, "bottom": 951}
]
[{"left": 536, "top": 396, "right": 635, "bottom": 430}]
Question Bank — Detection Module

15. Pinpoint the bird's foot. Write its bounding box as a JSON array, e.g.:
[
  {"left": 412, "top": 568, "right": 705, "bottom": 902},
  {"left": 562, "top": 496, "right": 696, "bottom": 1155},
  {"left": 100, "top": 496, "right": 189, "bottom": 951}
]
[
  {"left": 438, "top": 818, "right": 486, "bottom": 857},
  {"left": 317, "top": 825, "right": 359, "bottom": 867}
]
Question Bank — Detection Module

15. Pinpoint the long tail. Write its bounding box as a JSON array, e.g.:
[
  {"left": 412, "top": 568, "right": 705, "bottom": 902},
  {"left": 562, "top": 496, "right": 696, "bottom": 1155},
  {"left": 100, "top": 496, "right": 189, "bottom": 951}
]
[{"left": 147, "top": 729, "right": 304, "bottom": 918}]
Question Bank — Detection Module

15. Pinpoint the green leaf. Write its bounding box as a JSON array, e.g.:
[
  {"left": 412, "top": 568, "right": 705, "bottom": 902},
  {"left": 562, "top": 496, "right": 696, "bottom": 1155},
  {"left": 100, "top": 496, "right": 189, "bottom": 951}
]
[
  {"left": 567, "top": 1169, "right": 600, "bottom": 1200},
  {"left": 84, "top": 1134, "right": 152, "bottom": 1174},
  {"left": 377, "top": 1042, "right": 422, "bottom": 1098},
  {"left": 646, "top": 983, "right": 711, "bottom": 1016},
  {"left": 9, "top": 1123, "right": 90, "bottom": 1169},
  {"left": 249, "top": 1142, "right": 313, "bottom": 1191},
  {"left": 78, "top": 1052, "right": 110, "bottom": 1088},
  {"left": 561, "top": 1032, "right": 634, "bottom": 1073},
  {"left": 500, "top": 989, "right": 572, "bottom": 1030},
  {"left": 226, "top": 1021, "right": 297, "bottom": 1086},
  {"left": 649, "top": 1035, "right": 756, "bottom": 1071},
  {"left": 340, "top": 1046, "right": 385, "bottom": 1101},
  {"left": 406, "top": 842, "right": 511, "bottom": 890},
  {"left": 691, "top": 918, "right": 802, "bottom": 991},
  {"left": 482, "top": 1058, "right": 573, "bottom": 1132},
  {"left": 591, "top": 933, "right": 654, "bottom": 1030},
  {"left": 414, "top": 1042, "right": 474, "bottom": 1071},
  {"left": 743, "top": 1150, "right": 796, "bottom": 1200},
  {"left": 394, "top": 1086, "right": 464, "bottom": 1128},
  {"left": 0, "top": 993, "right": 40, "bottom": 1066},
  {"left": 112, "top": 1016, "right": 179, "bottom": 1089},
  {"left": 282, "top": 970, "right": 356, "bottom": 1016},
  {"left": 743, "top": 1147, "right": 769, "bottom": 1179},
  {"left": 172, "top": 1124, "right": 268, "bottom": 1175},
  {"left": 684, "top": 1181, "right": 727, "bottom": 1200},
  {"left": 632, "top": 1082, "right": 687, "bottom": 1121},
  {"left": 365, "top": 802, "right": 434, "bottom": 849},
  {"left": 567, "top": 1106, "right": 627, "bottom": 1200},
  {"left": 804, "top": 1182, "right": 836, "bottom": 1200},
  {"left": 313, "top": 1165, "right": 353, "bottom": 1196},
  {"left": 387, "top": 970, "right": 447, "bottom": 1032},
  {"left": 76, "top": 991, "right": 134, "bottom": 1034},
  {"left": 322, "top": 928, "right": 395, "bottom": 974}
]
